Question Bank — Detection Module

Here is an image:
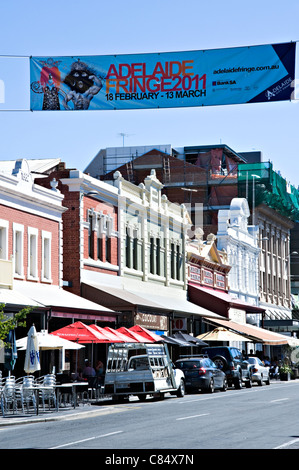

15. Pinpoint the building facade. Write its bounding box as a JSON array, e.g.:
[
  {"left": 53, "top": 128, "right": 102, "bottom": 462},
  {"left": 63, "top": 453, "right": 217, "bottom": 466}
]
[
  {"left": 217, "top": 198, "right": 260, "bottom": 314},
  {"left": 37, "top": 165, "right": 221, "bottom": 335},
  {"left": 85, "top": 144, "right": 299, "bottom": 339}
]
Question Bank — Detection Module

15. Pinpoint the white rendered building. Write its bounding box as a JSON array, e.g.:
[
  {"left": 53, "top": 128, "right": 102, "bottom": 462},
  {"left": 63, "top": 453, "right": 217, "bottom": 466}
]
[{"left": 217, "top": 198, "right": 260, "bottom": 325}]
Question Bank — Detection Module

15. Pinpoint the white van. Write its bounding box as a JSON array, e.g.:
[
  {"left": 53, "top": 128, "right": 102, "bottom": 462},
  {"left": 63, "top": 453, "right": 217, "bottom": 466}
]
[{"left": 104, "top": 342, "right": 185, "bottom": 401}]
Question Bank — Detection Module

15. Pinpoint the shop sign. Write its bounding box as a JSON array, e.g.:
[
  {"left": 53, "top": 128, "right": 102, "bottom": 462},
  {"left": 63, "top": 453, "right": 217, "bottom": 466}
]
[
  {"left": 135, "top": 312, "right": 168, "bottom": 331},
  {"left": 171, "top": 318, "right": 187, "bottom": 332},
  {"left": 229, "top": 308, "right": 246, "bottom": 324}
]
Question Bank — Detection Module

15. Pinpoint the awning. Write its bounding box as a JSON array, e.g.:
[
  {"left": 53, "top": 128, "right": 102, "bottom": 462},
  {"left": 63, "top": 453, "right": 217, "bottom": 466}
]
[
  {"left": 82, "top": 282, "right": 163, "bottom": 310},
  {"left": 263, "top": 306, "right": 292, "bottom": 321},
  {"left": 129, "top": 289, "right": 223, "bottom": 319},
  {"left": 13, "top": 281, "right": 118, "bottom": 321},
  {"left": 82, "top": 281, "right": 223, "bottom": 319},
  {"left": 203, "top": 317, "right": 289, "bottom": 345},
  {"left": 0, "top": 287, "right": 44, "bottom": 308},
  {"left": 188, "top": 284, "right": 265, "bottom": 316}
]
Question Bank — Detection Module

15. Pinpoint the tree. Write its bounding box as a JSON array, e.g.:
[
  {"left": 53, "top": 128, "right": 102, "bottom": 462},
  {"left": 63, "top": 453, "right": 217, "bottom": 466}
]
[{"left": 0, "top": 303, "right": 32, "bottom": 348}]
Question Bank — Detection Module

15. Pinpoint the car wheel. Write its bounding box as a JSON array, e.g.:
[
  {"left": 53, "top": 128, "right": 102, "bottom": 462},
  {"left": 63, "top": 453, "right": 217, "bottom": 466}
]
[
  {"left": 213, "top": 356, "right": 228, "bottom": 371},
  {"left": 176, "top": 379, "right": 185, "bottom": 397},
  {"left": 265, "top": 374, "right": 271, "bottom": 385},
  {"left": 207, "top": 378, "right": 215, "bottom": 393},
  {"left": 234, "top": 373, "right": 242, "bottom": 389},
  {"left": 245, "top": 377, "right": 252, "bottom": 388},
  {"left": 221, "top": 377, "right": 228, "bottom": 392},
  {"left": 258, "top": 376, "right": 263, "bottom": 386}
]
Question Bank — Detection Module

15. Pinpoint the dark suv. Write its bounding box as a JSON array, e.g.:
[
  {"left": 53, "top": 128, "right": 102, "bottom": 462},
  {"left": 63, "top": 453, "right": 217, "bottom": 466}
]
[
  {"left": 201, "top": 346, "right": 253, "bottom": 389},
  {"left": 174, "top": 355, "right": 228, "bottom": 393}
]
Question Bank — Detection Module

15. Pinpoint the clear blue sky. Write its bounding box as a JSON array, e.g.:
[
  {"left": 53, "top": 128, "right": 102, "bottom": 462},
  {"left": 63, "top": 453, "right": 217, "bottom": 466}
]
[{"left": 0, "top": 0, "right": 299, "bottom": 186}]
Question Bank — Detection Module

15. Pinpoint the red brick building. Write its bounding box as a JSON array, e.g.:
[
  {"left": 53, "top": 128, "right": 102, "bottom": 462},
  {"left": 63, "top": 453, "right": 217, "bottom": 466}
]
[
  {"left": 0, "top": 159, "right": 116, "bottom": 376},
  {"left": 35, "top": 166, "right": 120, "bottom": 301}
]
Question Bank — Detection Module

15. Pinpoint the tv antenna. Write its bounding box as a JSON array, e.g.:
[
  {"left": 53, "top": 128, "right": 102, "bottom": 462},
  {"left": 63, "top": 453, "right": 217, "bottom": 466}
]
[{"left": 118, "top": 133, "right": 134, "bottom": 147}]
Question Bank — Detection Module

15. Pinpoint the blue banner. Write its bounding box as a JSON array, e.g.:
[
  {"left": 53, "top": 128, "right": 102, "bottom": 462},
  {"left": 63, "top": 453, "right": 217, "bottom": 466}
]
[{"left": 30, "top": 42, "right": 296, "bottom": 111}]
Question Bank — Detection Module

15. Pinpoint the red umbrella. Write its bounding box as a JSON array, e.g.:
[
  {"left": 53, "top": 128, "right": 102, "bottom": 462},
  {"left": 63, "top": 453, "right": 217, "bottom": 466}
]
[
  {"left": 117, "top": 326, "right": 153, "bottom": 343},
  {"left": 89, "top": 324, "right": 123, "bottom": 343},
  {"left": 103, "top": 326, "right": 138, "bottom": 343},
  {"left": 51, "top": 321, "right": 111, "bottom": 344},
  {"left": 129, "top": 325, "right": 161, "bottom": 342}
]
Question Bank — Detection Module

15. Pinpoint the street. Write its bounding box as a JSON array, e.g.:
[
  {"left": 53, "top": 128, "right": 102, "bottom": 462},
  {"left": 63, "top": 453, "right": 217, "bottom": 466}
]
[{"left": 0, "top": 380, "right": 298, "bottom": 451}]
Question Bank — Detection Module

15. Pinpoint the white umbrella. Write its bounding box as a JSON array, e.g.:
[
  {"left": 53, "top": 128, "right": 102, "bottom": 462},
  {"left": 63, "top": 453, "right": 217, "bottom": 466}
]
[
  {"left": 17, "top": 330, "right": 85, "bottom": 351},
  {"left": 197, "top": 327, "right": 251, "bottom": 342},
  {"left": 24, "top": 325, "right": 41, "bottom": 374}
]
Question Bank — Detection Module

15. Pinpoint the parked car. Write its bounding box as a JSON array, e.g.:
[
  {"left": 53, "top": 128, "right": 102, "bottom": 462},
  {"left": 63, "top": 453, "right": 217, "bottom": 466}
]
[
  {"left": 174, "top": 355, "right": 228, "bottom": 393},
  {"left": 104, "top": 342, "right": 186, "bottom": 401},
  {"left": 247, "top": 356, "right": 270, "bottom": 386},
  {"left": 202, "top": 346, "right": 253, "bottom": 389}
]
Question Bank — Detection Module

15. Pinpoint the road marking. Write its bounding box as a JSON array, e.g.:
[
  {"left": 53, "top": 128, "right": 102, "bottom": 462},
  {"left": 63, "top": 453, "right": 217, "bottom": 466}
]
[
  {"left": 274, "top": 437, "right": 299, "bottom": 449},
  {"left": 176, "top": 413, "right": 210, "bottom": 421},
  {"left": 49, "top": 430, "right": 123, "bottom": 449},
  {"left": 270, "top": 398, "right": 289, "bottom": 403}
]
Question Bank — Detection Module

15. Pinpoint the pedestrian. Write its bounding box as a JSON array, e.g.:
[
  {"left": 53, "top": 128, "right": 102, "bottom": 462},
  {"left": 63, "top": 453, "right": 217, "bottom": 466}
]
[
  {"left": 264, "top": 356, "right": 271, "bottom": 367},
  {"left": 95, "top": 359, "right": 105, "bottom": 385},
  {"left": 83, "top": 360, "right": 95, "bottom": 378}
]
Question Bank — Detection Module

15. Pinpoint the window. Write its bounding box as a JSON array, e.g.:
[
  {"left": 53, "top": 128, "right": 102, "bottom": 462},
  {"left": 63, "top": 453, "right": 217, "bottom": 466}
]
[
  {"left": 170, "top": 243, "right": 176, "bottom": 279},
  {"left": 156, "top": 238, "right": 161, "bottom": 276},
  {"left": 133, "top": 230, "right": 138, "bottom": 270},
  {"left": 97, "top": 235, "right": 103, "bottom": 261},
  {"left": 41, "top": 231, "right": 52, "bottom": 281},
  {"left": 28, "top": 227, "right": 38, "bottom": 279},
  {"left": 95, "top": 213, "right": 114, "bottom": 263},
  {"left": 176, "top": 245, "right": 181, "bottom": 281},
  {"left": 13, "top": 223, "right": 24, "bottom": 277},
  {"left": 125, "top": 226, "right": 131, "bottom": 268},
  {"left": 88, "top": 214, "right": 94, "bottom": 258},
  {"left": 105, "top": 235, "right": 111, "bottom": 263},
  {"left": 150, "top": 237, "right": 155, "bottom": 274}
]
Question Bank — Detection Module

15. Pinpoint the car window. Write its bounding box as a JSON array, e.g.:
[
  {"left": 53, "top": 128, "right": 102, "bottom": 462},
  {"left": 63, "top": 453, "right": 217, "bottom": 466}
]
[
  {"left": 232, "top": 348, "right": 242, "bottom": 360},
  {"left": 175, "top": 361, "right": 202, "bottom": 370},
  {"left": 130, "top": 357, "right": 149, "bottom": 370},
  {"left": 257, "top": 358, "right": 264, "bottom": 366},
  {"left": 204, "top": 358, "right": 216, "bottom": 368},
  {"left": 247, "top": 357, "right": 257, "bottom": 364}
]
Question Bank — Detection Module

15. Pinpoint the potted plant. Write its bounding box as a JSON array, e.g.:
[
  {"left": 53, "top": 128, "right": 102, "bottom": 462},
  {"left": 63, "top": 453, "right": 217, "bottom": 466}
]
[{"left": 280, "top": 364, "right": 292, "bottom": 381}]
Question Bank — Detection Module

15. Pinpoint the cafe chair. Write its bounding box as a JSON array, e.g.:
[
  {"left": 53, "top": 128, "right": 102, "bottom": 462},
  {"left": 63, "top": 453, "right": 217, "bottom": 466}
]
[
  {"left": 1, "top": 376, "right": 24, "bottom": 415},
  {"left": 16, "top": 376, "right": 37, "bottom": 414},
  {"left": 37, "top": 374, "right": 57, "bottom": 411}
]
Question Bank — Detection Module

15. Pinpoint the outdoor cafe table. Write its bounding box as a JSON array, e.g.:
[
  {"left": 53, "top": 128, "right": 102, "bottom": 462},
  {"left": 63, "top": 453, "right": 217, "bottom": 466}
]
[{"left": 55, "top": 382, "right": 90, "bottom": 409}]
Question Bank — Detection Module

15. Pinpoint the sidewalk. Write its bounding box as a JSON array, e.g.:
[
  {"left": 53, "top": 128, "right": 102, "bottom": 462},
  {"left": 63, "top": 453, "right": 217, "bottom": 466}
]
[{"left": 0, "top": 396, "right": 114, "bottom": 427}]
